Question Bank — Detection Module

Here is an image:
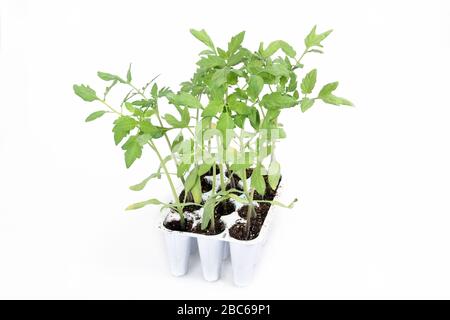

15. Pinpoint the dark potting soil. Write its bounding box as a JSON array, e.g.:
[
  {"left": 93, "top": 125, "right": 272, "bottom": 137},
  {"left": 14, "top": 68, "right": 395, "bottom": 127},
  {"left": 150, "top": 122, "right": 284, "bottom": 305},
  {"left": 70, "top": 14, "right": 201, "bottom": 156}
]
[
  {"left": 201, "top": 164, "right": 221, "bottom": 177},
  {"left": 215, "top": 199, "right": 236, "bottom": 216},
  {"left": 168, "top": 166, "right": 282, "bottom": 241},
  {"left": 201, "top": 176, "right": 213, "bottom": 193},
  {"left": 163, "top": 213, "right": 194, "bottom": 232},
  {"left": 178, "top": 190, "right": 202, "bottom": 212},
  {"left": 192, "top": 219, "right": 226, "bottom": 236},
  {"left": 229, "top": 221, "right": 263, "bottom": 241}
]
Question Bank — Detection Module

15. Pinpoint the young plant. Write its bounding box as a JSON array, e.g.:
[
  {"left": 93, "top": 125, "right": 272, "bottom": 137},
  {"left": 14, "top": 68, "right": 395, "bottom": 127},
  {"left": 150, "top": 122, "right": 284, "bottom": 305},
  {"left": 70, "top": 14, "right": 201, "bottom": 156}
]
[
  {"left": 73, "top": 66, "right": 200, "bottom": 229},
  {"left": 183, "top": 26, "right": 352, "bottom": 238}
]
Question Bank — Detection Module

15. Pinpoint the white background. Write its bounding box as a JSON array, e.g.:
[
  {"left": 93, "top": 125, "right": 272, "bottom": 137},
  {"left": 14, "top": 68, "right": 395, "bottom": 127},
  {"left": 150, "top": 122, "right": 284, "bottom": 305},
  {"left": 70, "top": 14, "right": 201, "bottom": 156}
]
[{"left": 1, "top": 0, "right": 450, "bottom": 299}]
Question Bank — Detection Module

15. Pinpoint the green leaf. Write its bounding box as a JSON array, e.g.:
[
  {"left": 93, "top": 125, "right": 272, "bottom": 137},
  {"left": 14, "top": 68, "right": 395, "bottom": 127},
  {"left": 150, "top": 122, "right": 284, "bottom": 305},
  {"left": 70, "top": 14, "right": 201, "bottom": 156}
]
[
  {"left": 300, "top": 98, "right": 315, "bottom": 112},
  {"left": 73, "top": 84, "right": 98, "bottom": 102},
  {"left": 172, "top": 92, "right": 202, "bottom": 109},
  {"left": 210, "top": 68, "right": 228, "bottom": 88},
  {"left": 262, "top": 40, "right": 296, "bottom": 58},
  {"left": 305, "top": 25, "right": 333, "bottom": 48},
  {"left": 164, "top": 106, "right": 190, "bottom": 128},
  {"left": 126, "top": 198, "right": 163, "bottom": 210},
  {"left": 122, "top": 136, "right": 142, "bottom": 168},
  {"left": 171, "top": 133, "right": 184, "bottom": 151},
  {"left": 140, "top": 121, "right": 165, "bottom": 139},
  {"left": 260, "top": 92, "right": 297, "bottom": 109},
  {"left": 251, "top": 164, "right": 266, "bottom": 195},
  {"left": 318, "top": 82, "right": 339, "bottom": 97},
  {"left": 202, "top": 100, "right": 223, "bottom": 117},
  {"left": 228, "top": 100, "right": 251, "bottom": 115},
  {"left": 129, "top": 172, "right": 161, "bottom": 191},
  {"left": 263, "top": 63, "right": 290, "bottom": 78},
  {"left": 201, "top": 198, "right": 216, "bottom": 230},
  {"left": 177, "top": 163, "right": 191, "bottom": 178},
  {"left": 227, "top": 31, "right": 245, "bottom": 55},
  {"left": 190, "top": 29, "right": 215, "bottom": 51},
  {"left": 216, "top": 112, "right": 234, "bottom": 136},
  {"left": 198, "top": 163, "right": 213, "bottom": 176},
  {"left": 126, "top": 64, "right": 132, "bottom": 83},
  {"left": 247, "top": 75, "right": 264, "bottom": 101},
  {"left": 249, "top": 107, "right": 261, "bottom": 130},
  {"left": 318, "top": 82, "right": 354, "bottom": 106},
  {"left": 197, "top": 56, "right": 226, "bottom": 69},
  {"left": 85, "top": 110, "right": 106, "bottom": 122},
  {"left": 184, "top": 167, "right": 199, "bottom": 193},
  {"left": 151, "top": 83, "right": 158, "bottom": 99},
  {"left": 191, "top": 177, "right": 203, "bottom": 204},
  {"left": 300, "top": 69, "right": 317, "bottom": 94},
  {"left": 112, "top": 116, "right": 137, "bottom": 145},
  {"left": 268, "top": 160, "right": 281, "bottom": 190},
  {"left": 97, "top": 71, "right": 125, "bottom": 83}
]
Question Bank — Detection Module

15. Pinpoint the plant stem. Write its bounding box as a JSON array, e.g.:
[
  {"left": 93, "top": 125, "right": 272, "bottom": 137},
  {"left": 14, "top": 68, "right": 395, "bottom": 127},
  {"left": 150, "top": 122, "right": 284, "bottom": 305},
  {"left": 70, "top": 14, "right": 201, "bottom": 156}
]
[
  {"left": 245, "top": 189, "right": 255, "bottom": 240},
  {"left": 148, "top": 140, "right": 185, "bottom": 227},
  {"left": 100, "top": 100, "right": 121, "bottom": 115},
  {"left": 210, "top": 164, "right": 217, "bottom": 232},
  {"left": 128, "top": 83, "right": 185, "bottom": 183}
]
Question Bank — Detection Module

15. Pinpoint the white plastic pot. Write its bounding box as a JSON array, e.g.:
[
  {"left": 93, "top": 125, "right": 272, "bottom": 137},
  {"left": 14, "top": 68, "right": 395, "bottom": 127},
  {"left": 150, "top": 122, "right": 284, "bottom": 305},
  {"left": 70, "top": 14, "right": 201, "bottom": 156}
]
[{"left": 159, "top": 204, "right": 276, "bottom": 286}]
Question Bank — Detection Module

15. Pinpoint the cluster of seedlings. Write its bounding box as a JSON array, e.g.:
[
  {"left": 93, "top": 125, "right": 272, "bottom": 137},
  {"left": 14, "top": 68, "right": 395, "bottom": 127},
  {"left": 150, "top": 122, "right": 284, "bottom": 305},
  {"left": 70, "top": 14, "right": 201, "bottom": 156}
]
[{"left": 74, "top": 26, "right": 351, "bottom": 241}]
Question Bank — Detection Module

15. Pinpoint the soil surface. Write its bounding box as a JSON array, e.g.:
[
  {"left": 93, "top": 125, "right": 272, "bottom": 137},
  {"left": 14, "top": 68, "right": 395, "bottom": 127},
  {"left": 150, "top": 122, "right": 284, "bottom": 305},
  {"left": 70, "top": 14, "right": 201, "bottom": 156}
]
[
  {"left": 215, "top": 199, "right": 236, "bottom": 216},
  {"left": 163, "top": 213, "right": 194, "bottom": 232},
  {"left": 192, "top": 219, "right": 225, "bottom": 235},
  {"left": 165, "top": 165, "right": 281, "bottom": 241}
]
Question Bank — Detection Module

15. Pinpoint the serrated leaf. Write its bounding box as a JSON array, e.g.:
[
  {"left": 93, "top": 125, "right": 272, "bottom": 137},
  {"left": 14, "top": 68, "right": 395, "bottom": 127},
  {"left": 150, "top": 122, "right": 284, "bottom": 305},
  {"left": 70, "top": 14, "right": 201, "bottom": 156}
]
[
  {"left": 300, "top": 98, "right": 315, "bottom": 112},
  {"left": 260, "top": 92, "right": 297, "bottom": 110},
  {"left": 210, "top": 68, "right": 228, "bottom": 88},
  {"left": 129, "top": 173, "right": 161, "bottom": 191},
  {"left": 112, "top": 116, "right": 137, "bottom": 145},
  {"left": 202, "top": 100, "right": 223, "bottom": 117},
  {"left": 172, "top": 92, "right": 202, "bottom": 109},
  {"left": 197, "top": 56, "right": 226, "bottom": 69},
  {"left": 228, "top": 100, "right": 251, "bottom": 115},
  {"left": 305, "top": 25, "right": 333, "bottom": 48},
  {"left": 300, "top": 69, "right": 317, "bottom": 94},
  {"left": 318, "top": 82, "right": 339, "bottom": 98},
  {"left": 97, "top": 71, "right": 125, "bottom": 83},
  {"left": 164, "top": 106, "right": 190, "bottom": 128},
  {"left": 263, "top": 63, "right": 290, "bottom": 78},
  {"left": 171, "top": 133, "right": 184, "bottom": 151},
  {"left": 227, "top": 31, "right": 245, "bottom": 56},
  {"left": 140, "top": 121, "right": 165, "bottom": 139},
  {"left": 122, "top": 136, "right": 142, "bottom": 168},
  {"left": 73, "top": 84, "right": 98, "bottom": 102},
  {"left": 247, "top": 75, "right": 264, "bottom": 101},
  {"left": 268, "top": 161, "right": 281, "bottom": 190},
  {"left": 262, "top": 40, "right": 296, "bottom": 58},
  {"left": 85, "top": 110, "right": 106, "bottom": 122},
  {"left": 190, "top": 29, "right": 215, "bottom": 51},
  {"left": 321, "top": 95, "right": 354, "bottom": 106},
  {"left": 126, "top": 198, "right": 163, "bottom": 210}
]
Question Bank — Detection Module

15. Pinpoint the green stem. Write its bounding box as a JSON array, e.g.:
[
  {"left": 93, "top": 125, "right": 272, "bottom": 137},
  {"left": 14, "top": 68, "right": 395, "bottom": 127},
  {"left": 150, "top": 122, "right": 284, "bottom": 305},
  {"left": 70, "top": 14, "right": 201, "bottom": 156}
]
[
  {"left": 210, "top": 164, "right": 217, "bottom": 232},
  {"left": 245, "top": 189, "right": 255, "bottom": 240},
  {"left": 148, "top": 140, "right": 184, "bottom": 227},
  {"left": 129, "top": 82, "right": 185, "bottom": 184},
  {"left": 100, "top": 100, "right": 121, "bottom": 115}
]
